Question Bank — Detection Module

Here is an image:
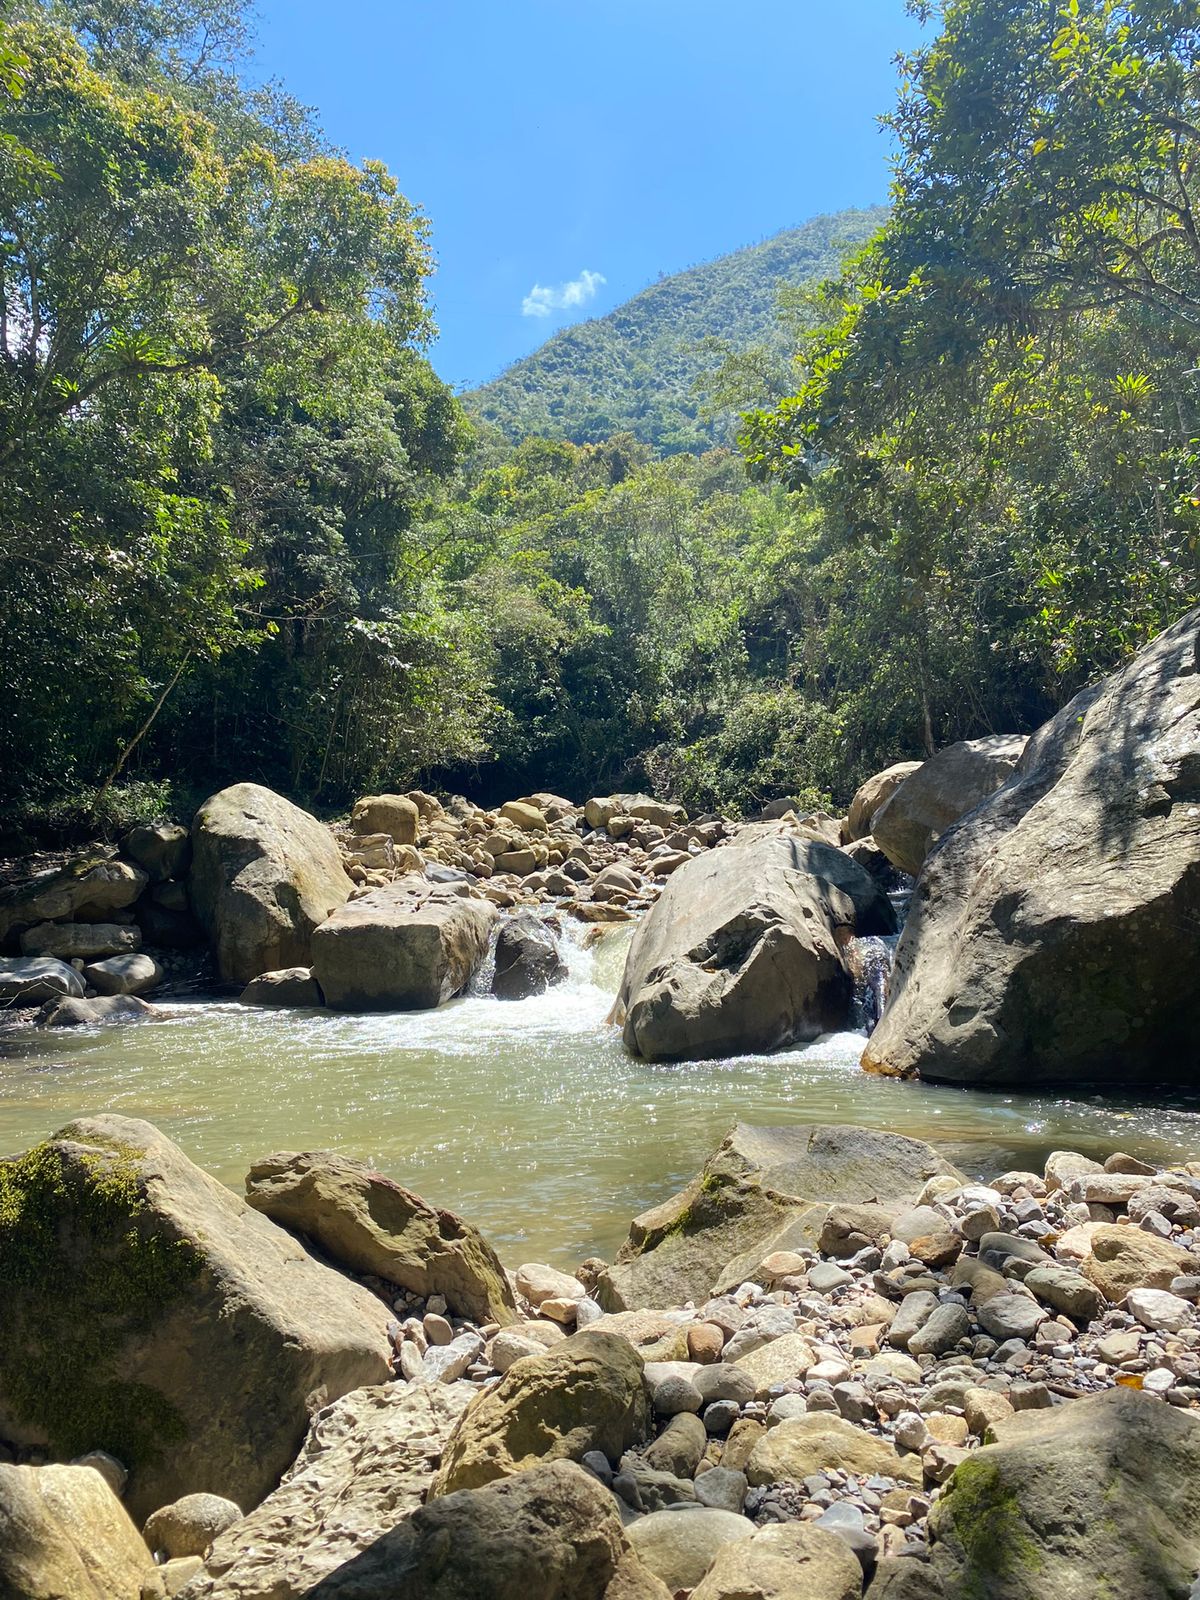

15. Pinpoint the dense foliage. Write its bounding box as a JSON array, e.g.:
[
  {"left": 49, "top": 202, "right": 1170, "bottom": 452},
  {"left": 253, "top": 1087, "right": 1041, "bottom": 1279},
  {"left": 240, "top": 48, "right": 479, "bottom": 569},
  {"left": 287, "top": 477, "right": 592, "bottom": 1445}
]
[{"left": 467, "top": 211, "right": 885, "bottom": 454}]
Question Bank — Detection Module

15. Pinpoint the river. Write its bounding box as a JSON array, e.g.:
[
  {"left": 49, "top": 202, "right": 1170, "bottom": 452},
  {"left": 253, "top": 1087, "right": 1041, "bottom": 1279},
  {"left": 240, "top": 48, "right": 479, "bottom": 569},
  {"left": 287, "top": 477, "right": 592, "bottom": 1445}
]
[{"left": 3, "top": 923, "right": 1200, "bottom": 1267}]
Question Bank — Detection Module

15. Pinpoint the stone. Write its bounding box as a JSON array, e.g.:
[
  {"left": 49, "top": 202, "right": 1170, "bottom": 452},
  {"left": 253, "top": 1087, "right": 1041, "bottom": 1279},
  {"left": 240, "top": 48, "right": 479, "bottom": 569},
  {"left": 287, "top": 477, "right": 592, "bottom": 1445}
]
[
  {"left": 819, "top": 1203, "right": 898, "bottom": 1258},
  {"left": 585, "top": 1310, "right": 691, "bottom": 1362},
  {"left": 277, "top": 1458, "right": 625, "bottom": 1599},
  {"left": 886, "top": 1291, "right": 939, "bottom": 1349},
  {"left": 1022, "top": 1263, "right": 1102, "bottom": 1322},
  {"left": 694, "top": 1466, "right": 749, "bottom": 1514},
  {"left": 311, "top": 878, "right": 497, "bottom": 1010},
  {"left": 432, "top": 1330, "right": 649, "bottom": 1494},
  {"left": 975, "top": 1293, "right": 1046, "bottom": 1343},
  {"left": 123, "top": 822, "right": 191, "bottom": 882},
  {"left": 183, "top": 1382, "right": 473, "bottom": 1599},
  {"left": 745, "top": 1415, "right": 922, "bottom": 1488},
  {"left": 615, "top": 827, "right": 895, "bottom": 1061},
  {"left": 689, "top": 1323, "right": 726, "bottom": 1363},
  {"left": 516, "top": 1262, "right": 586, "bottom": 1306},
  {"left": 142, "top": 1493, "right": 242, "bottom": 1558},
  {"left": 864, "top": 612, "right": 1200, "bottom": 1088},
  {"left": 809, "top": 1262, "right": 854, "bottom": 1294},
  {"left": 605, "top": 1554, "right": 675, "bottom": 1600},
  {"left": 963, "top": 1388, "right": 1014, "bottom": 1436},
  {"left": 34, "top": 993, "right": 158, "bottom": 1027},
  {"left": 870, "top": 734, "right": 1027, "bottom": 879},
  {"left": 0, "top": 1116, "right": 391, "bottom": 1523},
  {"left": 0, "top": 1461, "right": 160, "bottom": 1599},
  {"left": 694, "top": 1364, "right": 759, "bottom": 1405},
  {"left": 1081, "top": 1223, "right": 1195, "bottom": 1301},
  {"left": 240, "top": 967, "right": 324, "bottom": 1008},
  {"left": 626, "top": 1507, "right": 756, "bottom": 1594},
  {"left": 923, "top": 1388, "right": 1200, "bottom": 1598},
  {"left": 423, "top": 1333, "right": 484, "bottom": 1383},
  {"left": 490, "top": 1330, "right": 546, "bottom": 1373},
  {"left": 847, "top": 762, "right": 924, "bottom": 843},
  {"left": 643, "top": 1411, "right": 707, "bottom": 1478},
  {"left": 0, "top": 955, "right": 84, "bottom": 1001},
  {"left": 245, "top": 1149, "right": 516, "bottom": 1324},
  {"left": 907, "top": 1303, "right": 970, "bottom": 1357},
  {"left": 82, "top": 953, "right": 163, "bottom": 996},
  {"left": 190, "top": 783, "right": 352, "bottom": 983},
  {"left": 70, "top": 1450, "right": 127, "bottom": 1497},
  {"left": 493, "top": 913, "right": 566, "bottom": 999},
  {"left": 734, "top": 1333, "right": 818, "bottom": 1397},
  {"left": 0, "top": 856, "right": 148, "bottom": 949},
  {"left": 351, "top": 793, "right": 420, "bottom": 845},
  {"left": 1127, "top": 1287, "right": 1193, "bottom": 1332},
  {"left": 598, "top": 1124, "right": 958, "bottom": 1313},
  {"left": 22, "top": 921, "right": 140, "bottom": 959},
  {"left": 691, "top": 1520, "right": 863, "bottom": 1599}
]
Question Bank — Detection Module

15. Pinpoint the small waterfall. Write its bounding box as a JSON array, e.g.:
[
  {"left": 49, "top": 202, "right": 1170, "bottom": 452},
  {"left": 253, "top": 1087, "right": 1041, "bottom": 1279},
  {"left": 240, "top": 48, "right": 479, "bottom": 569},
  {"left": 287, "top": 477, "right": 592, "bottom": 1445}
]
[
  {"left": 468, "top": 910, "right": 602, "bottom": 998},
  {"left": 848, "top": 933, "right": 899, "bottom": 1034},
  {"left": 469, "top": 919, "right": 503, "bottom": 996}
]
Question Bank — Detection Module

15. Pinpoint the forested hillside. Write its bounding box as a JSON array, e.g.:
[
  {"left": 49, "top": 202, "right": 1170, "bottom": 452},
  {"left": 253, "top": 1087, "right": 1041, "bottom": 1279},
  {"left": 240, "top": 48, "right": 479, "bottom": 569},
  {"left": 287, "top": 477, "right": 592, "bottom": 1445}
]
[{"left": 466, "top": 210, "right": 886, "bottom": 452}]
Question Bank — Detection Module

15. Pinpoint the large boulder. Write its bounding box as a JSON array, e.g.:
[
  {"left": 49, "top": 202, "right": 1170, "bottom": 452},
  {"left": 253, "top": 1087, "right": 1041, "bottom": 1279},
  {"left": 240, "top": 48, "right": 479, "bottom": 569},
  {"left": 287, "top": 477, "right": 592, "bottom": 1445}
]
[
  {"left": 0, "top": 1115, "right": 391, "bottom": 1522},
  {"left": 871, "top": 735, "right": 1027, "bottom": 878},
  {"left": 123, "top": 823, "right": 191, "bottom": 883},
  {"left": 311, "top": 877, "right": 497, "bottom": 1010},
  {"left": 845, "top": 761, "right": 923, "bottom": 843},
  {"left": 0, "top": 1461, "right": 161, "bottom": 1599},
  {"left": 245, "top": 1149, "right": 517, "bottom": 1324},
  {"left": 181, "top": 1382, "right": 475, "bottom": 1600},
  {"left": 492, "top": 913, "right": 567, "bottom": 1000},
  {"left": 83, "top": 953, "right": 163, "bottom": 996},
  {"left": 21, "top": 921, "right": 140, "bottom": 959},
  {"left": 351, "top": 794, "right": 420, "bottom": 846},
  {"left": 864, "top": 609, "right": 1200, "bottom": 1087},
  {"left": 0, "top": 955, "right": 84, "bottom": 1002},
  {"left": 625, "top": 1508, "right": 755, "bottom": 1593},
  {"left": 596, "top": 1124, "right": 961, "bottom": 1312},
  {"left": 271, "top": 1459, "right": 627, "bottom": 1600},
  {"left": 614, "top": 827, "right": 896, "bottom": 1062},
  {"left": 691, "top": 1521, "right": 863, "bottom": 1600},
  {"left": 432, "top": 1330, "right": 648, "bottom": 1495},
  {"left": 0, "top": 856, "right": 147, "bottom": 951},
  {"left": 190, "top": 783, "right": 353, "bottom": 983},
  {"left": 920, "top": 1388, "right": 1200, "bottom": 1598}
]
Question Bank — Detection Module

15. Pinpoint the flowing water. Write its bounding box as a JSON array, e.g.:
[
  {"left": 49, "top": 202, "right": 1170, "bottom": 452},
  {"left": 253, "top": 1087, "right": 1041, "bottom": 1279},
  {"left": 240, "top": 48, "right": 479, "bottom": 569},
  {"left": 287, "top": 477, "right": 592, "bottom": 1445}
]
[{"left": 3, "top": 921, "right": 1200, "bottom": 1268}]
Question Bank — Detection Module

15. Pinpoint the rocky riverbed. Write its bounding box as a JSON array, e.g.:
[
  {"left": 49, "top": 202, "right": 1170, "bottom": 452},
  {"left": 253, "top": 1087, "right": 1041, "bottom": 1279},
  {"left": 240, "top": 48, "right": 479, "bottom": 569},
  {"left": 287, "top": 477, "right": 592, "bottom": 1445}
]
[{"left": 5, "top": 1114, "right": 1200, "bottom": 1597}]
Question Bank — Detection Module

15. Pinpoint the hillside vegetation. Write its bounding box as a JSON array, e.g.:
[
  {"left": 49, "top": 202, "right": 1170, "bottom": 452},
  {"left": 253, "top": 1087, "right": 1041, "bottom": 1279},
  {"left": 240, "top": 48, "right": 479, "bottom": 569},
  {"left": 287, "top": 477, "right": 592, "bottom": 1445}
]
[{"left": 466, "top": 209, "right": 886, "bottom": 452}]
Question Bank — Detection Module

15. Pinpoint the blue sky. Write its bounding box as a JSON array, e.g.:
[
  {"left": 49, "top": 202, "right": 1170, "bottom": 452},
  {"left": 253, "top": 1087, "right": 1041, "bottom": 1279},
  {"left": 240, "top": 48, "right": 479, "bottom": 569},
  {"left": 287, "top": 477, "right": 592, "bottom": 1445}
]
[{"left": 251, "top": 1, "right": 925, "bottom": 391}]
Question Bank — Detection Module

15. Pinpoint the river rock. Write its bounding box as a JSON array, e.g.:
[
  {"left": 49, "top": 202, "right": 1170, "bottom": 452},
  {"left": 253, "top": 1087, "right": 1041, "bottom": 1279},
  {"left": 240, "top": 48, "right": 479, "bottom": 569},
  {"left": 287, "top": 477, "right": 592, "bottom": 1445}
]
[
  {"left": 432, "top": 1330, "right": 648, "bottom": 1495},
  {"left": 626, "top": 1508, "right": 756, "bottom": 1593},
  {"left": 871, "top": 734, "right": 1027, "bottom": 878},
  {"left": 83, "top": 953, "right": 163, "bottom": 996},
  {"left": 0, "top": 1115, "right": 391, "bottom": 1523},
  {"left": 691, "top": 1521, "right": 863, "bottom": 1600},
  {"left": 864, "top": 611, "right": 1200, "bottom": 1087},
  {"left": 493, "top": 913, "right": 567, "bottom": 999},
  {"left": 923, "top": 1388, "right": 1200, "bottom": 1598},
  {"left": 143, "top": 1492, "right": 242, "bottom": 1558},
  {"left": 311, "top": 877, "right": 496, "bottom": 1010},
  {"left": 351, "top": 793, "right": 420, "bottom": 845},
  {"left": 0, "top": 955, "right": 84, "bottom": 1001},
  {"left": 615, "top": 826, "right": 895, "bottom": 1061},
  {"left": 598, "top": 1125, "right": 960, "bottom": 1312},
  {"left": 0, "top": 1461, "right": 161, "bottom": 1599},
  {"left": 278, "top": 1459, "right": 626, "bottom": 1599},
  {"left": 746, "top": 1415, "right": 921, "bottom": 1487},
  {"left": 123, "top": 823, "right": 191, "bottom": 882},
  {"left": 0, "top": 855, "right": 148, "bottom": 950},
  {"left": 34, "top": 993, "right": 158, "bottom": 1027},
  {"left": 21, "top": 920, "right": 140, "bottom": 959},
  {"left": 190, "top": 783, "right": 353, "bottom": 983},
  {"left": 846, "top": 761, "right": 924, "bottom": 844},
  {"left": 239, "top": 967, "right": 324, "bottom": 1007},
  {"left": 181, "top": 1381, "right": 474, "bottom": 1600},
  {"left": 245, "top": 1149, "right": 516, "bottom": 1324},
  {"left": 1080, "top": 1222, "right": 1195, "bottom": 1301}
]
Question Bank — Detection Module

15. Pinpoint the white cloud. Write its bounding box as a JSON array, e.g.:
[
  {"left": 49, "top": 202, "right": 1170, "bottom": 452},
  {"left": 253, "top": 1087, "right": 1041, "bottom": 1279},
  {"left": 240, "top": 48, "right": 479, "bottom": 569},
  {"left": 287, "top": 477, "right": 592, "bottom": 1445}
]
[{"left": 521, "top": 269, "right": 606, "bottom": 318}]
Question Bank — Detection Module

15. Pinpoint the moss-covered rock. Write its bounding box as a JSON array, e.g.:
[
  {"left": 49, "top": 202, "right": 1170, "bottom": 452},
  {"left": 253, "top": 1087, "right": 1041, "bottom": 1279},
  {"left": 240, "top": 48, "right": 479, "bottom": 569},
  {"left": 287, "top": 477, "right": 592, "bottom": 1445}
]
[{"left": 0, "top": 1115, "right": 391, "bottom": 1522}]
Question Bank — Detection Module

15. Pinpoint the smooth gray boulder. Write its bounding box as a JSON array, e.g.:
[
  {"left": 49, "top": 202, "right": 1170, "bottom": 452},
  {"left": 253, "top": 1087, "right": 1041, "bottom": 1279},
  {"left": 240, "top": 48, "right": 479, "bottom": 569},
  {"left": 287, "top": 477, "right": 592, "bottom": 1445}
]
[
  {"left": 871, "top": 735, "right": 1027, "bottom": 877},
  {"left": 83, "top": 953, "right": 163, "bottom": 996},
  {"left": 0, "top": 1115, "right": 391, "bottom": 1522},
  {"left": 312, "top": 876, "right": 496, "bottom": 1010},
  {"left": 0, "top": 956, "right": 84, "bottom": 1002},
  {"left": 614, "top": 826, "right": 895, "bottom": 1062},
  {"left": 864, "top": 608, "right": 1200, "bottom": 1087},
  {"left": 34, "top": 993, "right": 157, "bottom": 1027},
  {"left": 190, "top": 783, "right": 353, "bottom": 984}
]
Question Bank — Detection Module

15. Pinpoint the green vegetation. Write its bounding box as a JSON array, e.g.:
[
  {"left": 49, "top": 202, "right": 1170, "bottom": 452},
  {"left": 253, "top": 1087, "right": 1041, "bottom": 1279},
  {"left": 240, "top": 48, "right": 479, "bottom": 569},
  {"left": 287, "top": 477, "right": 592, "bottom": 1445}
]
[
  {"left": 3, "top": 0, "right": 1199, "bottom": 833},
  {"left": 467, "top": 210, "right": 886, "bottom": 453}
]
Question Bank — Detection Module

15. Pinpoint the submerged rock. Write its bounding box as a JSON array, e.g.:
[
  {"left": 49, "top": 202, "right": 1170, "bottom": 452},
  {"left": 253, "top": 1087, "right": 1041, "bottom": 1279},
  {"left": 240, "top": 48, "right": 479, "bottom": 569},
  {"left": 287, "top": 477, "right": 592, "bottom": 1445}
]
[
  {"left": 245, "top": 1148, "right": 517, "bottom": 1324},
  {"left": 239, "top": 967, "right": 324, "bottom": 1008},
  {"left": 0, "top": 1461, "right": 161, "bottom": 1600},
  {"left": 871, "top": 736, "right": 1027, "bottom": 879},
  {"left": 35, "top": 993, "right": 159, "bottom": 1027},
  {"left": 190, "top": 782, "right": 353, "bottom": 984},
  {"left": 0, "top": 1115, "right": 391, "bottom": 1522},
  {"left": 615, "top": 826, "right": 895, "bottom": 1062},
  {"left": 311, "top": 876, "right": 497, "bottom": 1010},
  {"left": 864, "top": 608, "right": 1200, "bottom": 1087}
]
